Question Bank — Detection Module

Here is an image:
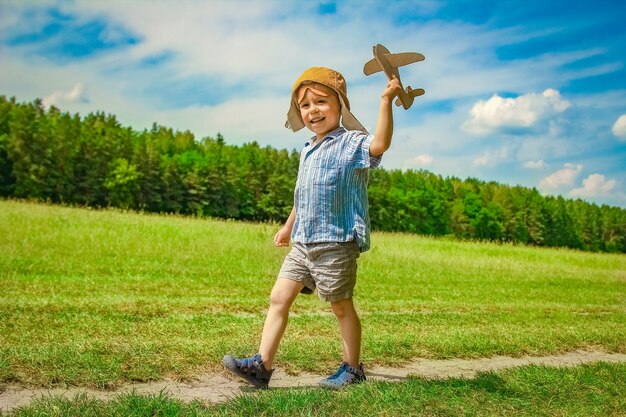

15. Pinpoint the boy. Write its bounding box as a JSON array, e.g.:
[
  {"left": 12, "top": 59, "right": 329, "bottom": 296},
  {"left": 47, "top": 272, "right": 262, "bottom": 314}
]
[{"left": 224, "top": 66, "right": 401, "bottom": 389}]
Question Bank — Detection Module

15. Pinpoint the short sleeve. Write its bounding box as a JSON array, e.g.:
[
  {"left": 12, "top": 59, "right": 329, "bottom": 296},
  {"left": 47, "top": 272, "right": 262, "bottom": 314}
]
[
  {"left": 363, "top": 135, "right": 382, "bottom": 168},
  {"left": 348, "top": 132, "right": 382, "bottom": 169}
]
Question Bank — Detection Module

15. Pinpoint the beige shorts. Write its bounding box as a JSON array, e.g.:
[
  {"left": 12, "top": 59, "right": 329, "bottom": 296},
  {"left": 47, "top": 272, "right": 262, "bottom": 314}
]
[{"left": 278, "top": 241, "right": 360, "bottom": 302}]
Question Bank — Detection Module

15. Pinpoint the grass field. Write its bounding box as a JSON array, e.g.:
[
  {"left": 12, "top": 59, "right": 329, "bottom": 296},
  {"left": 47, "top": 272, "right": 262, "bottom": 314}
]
[{"left": 1, "top": 200, "right": 625, "bottom": 416}]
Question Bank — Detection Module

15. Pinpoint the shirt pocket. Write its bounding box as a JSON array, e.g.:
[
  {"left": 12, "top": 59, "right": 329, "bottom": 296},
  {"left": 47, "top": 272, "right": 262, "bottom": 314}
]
[
  {"left": 311, "top": 156, "right": 342, "bottom": 186},
  {"left": 312, "top": 165, "right": 340, "bottom": 186}
]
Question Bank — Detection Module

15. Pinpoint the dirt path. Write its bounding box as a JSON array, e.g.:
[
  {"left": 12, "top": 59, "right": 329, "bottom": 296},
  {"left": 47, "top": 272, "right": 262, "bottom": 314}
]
[{"left": 2, "top": 350, "right": 625, "bottom": 413}]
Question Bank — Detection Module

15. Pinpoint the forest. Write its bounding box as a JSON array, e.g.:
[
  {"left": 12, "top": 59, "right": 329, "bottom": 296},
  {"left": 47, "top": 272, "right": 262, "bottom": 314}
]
[{"left": 1, "top": 95, "right": 624, "bottom": 253}]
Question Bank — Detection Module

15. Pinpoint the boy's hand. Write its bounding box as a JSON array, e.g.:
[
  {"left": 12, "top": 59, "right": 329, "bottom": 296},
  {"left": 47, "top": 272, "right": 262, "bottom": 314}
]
[
  {"left": 382, "top": 76, "right": 402, "bottom": 101},
  {"left": 274, "top": 226, "right": 291, "bottom": 247}
]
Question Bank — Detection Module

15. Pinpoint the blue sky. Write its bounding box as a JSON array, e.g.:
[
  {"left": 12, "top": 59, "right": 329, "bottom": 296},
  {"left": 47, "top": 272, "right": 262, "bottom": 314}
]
[{"left": 1, "top": 0, "right": 625, "bottom": 207}]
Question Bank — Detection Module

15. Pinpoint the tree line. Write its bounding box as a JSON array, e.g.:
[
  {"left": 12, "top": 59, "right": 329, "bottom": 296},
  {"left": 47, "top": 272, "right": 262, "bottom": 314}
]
[{"left": 1, "top": 95, "right": 624, "bottom": 253}]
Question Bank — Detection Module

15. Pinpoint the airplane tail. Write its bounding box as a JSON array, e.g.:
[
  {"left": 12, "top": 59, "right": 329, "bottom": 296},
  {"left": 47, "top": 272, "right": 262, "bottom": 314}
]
[{"left": 395, "top": 86, "right": 425, "bottom": 109}]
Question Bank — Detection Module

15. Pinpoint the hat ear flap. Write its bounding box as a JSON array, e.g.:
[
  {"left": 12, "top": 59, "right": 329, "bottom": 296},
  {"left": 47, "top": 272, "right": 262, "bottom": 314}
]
[
  {"left": 286, "top": 100, "right": 305, "bottom": 132},
  {"left": 337, "top": 95, "right": 368, "bottom": 134}
]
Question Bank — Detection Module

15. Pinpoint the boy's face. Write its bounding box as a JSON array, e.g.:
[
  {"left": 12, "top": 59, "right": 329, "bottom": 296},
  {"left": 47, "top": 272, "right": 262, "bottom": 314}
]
[{"left": 297, "top": 82, "right": 341, "bottom": 139}]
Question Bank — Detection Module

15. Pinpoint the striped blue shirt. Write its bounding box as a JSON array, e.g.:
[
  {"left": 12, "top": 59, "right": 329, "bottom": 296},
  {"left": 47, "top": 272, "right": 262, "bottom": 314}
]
[{"left": 291, "top": 127, "right": 382, "bottom": 252}]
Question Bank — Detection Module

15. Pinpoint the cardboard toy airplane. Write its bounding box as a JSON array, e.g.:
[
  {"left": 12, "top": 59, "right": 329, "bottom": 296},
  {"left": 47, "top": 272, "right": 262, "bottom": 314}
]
[{"left": 363, "top": 43, "right": 425, "bottom": 109}]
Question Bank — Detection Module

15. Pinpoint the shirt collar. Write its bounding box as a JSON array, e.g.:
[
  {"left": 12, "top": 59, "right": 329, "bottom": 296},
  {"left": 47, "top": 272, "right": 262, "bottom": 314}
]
[{"left": 305, "top": 127, "right": 346, "bottom": 147}]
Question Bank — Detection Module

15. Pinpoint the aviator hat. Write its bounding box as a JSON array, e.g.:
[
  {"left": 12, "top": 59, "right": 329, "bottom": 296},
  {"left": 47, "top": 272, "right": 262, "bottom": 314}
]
[{"left": 285, "top": 67, "right": 368, "bottom": 134}]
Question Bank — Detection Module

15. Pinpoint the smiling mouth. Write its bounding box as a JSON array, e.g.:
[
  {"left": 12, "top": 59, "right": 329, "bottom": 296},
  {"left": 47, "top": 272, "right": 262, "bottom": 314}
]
[{"left": 310, "top": 117, "right": 324, "bottom": 124}]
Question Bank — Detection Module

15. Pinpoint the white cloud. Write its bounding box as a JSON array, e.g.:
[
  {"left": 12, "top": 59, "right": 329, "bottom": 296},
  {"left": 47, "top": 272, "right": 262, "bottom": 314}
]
[
  {"left": 462, "top": 89, "right": 571, "bottom": 135},
  {"left": 43, "top": 83, "right": 88, "bottom": 107},
  {"left": 612, "top": 114, "right": 626, "bottom": 140},
  {"left": 75, "top": 1, "right": 366, "bottom": 86},
  {"left": 569, "top": 174, "right": 617, "bottom": 198},
  {"left": 516, "top": 136, "right": 577, "bottom": 162},
  {"left": 473, "top": 147, "right": 508, "bottom": 167},
  {"left": 539, "top": 163, "right": 582, "bottom": 190},
  {"left": 523, "top": 160, "right": 547, "bottom": 169},
  {"left": 414, "top": 154, "right": 434, "bottom": 166}
]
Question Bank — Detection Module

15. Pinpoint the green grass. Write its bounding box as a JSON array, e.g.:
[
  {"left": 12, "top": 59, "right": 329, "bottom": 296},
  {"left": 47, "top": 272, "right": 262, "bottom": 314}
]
[
  {"left": 6, "top": 363, "right": 626, "bottom": 416},
  {"left": 1, "top": 200, "right": 625, "bottom": 391}
]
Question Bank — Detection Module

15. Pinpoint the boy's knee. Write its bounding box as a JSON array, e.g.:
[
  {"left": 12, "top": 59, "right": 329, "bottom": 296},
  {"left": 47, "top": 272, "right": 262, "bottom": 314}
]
[
  {"left": 331, "top": 298, "right": 355, "bottom": 318},
  {"left": 269, "top": 289, "right": 289, "bottom": 307},
  {"left": 269, "top": 279, "right": 302, "bottom": 307}
]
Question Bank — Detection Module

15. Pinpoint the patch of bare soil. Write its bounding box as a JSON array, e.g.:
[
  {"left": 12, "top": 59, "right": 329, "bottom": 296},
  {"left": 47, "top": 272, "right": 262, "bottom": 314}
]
[{"left": 2, "top": 350, "right": 625, "bottom": 413}]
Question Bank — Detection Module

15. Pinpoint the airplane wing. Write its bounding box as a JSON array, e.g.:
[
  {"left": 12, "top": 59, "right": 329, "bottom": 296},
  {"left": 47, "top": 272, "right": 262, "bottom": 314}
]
[
  {"left": 363, "top": 52, "right": 425, "bottom": 76},
  {"left": 363, "top": 58, "right": 381, "bottom": 75},
  {"left": 386, "top": 52, "right": 425, "bottom": 68}
]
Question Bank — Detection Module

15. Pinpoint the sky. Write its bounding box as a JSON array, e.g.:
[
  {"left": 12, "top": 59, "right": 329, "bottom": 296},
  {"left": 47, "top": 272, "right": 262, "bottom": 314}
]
[{"left": 1, "top": 0, "right": 625, "bottom": 208}]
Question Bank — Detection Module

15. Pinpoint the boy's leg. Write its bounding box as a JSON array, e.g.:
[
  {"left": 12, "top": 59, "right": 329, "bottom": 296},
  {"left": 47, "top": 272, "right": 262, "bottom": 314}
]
[
  {"left": 330, "top": 297, "right": 361, "bottom": 367},
  {"left": 223, "top": 278, "right": 304, "bottom": 389},
  {"left": 319, "top": 296, "right": 366, "bottom": 389},
  {"left": 258, "top": 277, "right": 304, "bottom": 370}
]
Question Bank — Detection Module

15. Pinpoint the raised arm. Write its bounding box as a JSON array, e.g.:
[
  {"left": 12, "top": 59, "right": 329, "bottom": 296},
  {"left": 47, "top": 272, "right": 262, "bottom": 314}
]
[{"left": 369, "top": 77, "right": 402, "bottom": 157}]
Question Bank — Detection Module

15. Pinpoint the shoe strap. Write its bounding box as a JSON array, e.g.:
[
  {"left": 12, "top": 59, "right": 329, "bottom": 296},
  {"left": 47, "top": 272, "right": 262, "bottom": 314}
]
[
  {"left": 241, "top": 353, "right": 262, "bottom": 369},
  {"left": 346, "top": 364, "right": 364, "bottom": 376}
]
